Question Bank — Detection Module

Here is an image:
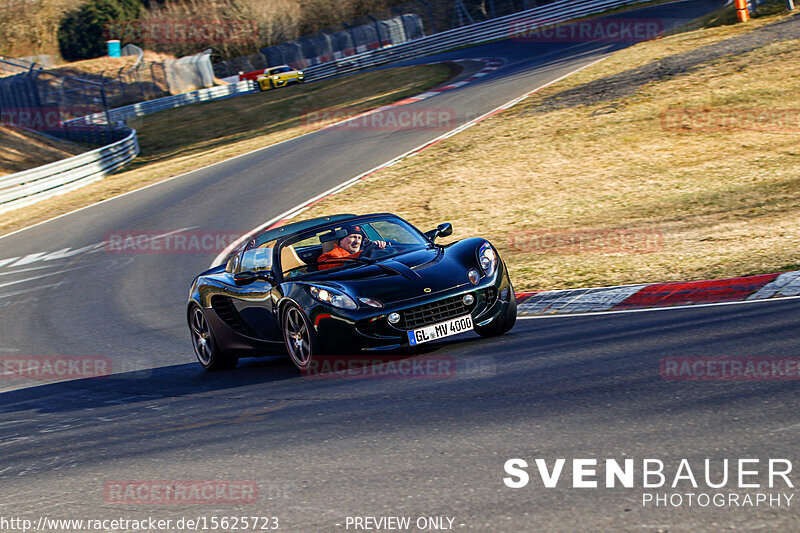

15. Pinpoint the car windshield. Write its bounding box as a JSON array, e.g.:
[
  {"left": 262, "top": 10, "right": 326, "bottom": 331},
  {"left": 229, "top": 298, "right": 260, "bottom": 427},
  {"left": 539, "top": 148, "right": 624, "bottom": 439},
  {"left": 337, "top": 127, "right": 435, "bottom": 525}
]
[
  {"left": 278, "top": 216, "right": 430, "bottom": 278},
  {"left": 272, "top": 66, "right": 292, "bottom": 74}
]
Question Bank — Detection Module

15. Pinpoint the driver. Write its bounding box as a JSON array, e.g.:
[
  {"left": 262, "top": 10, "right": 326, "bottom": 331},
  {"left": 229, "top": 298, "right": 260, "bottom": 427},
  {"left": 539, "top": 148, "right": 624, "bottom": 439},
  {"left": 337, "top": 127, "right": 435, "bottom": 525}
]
[{"left": 318, "top": 224, "right": 387, "bottom": 270}]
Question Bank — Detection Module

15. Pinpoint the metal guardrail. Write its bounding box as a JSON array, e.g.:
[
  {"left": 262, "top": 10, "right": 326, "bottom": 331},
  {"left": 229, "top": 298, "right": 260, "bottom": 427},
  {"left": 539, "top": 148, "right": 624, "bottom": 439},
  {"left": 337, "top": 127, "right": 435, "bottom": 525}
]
[
  {"left": 0, "top": 0, "right": 650, "bottom": 214},
  {"left": 0, "top": 80, "right": 254, "bottom": 214},
  {"left": 0, "top": 128, "right": 139, "bottom": 214},
  {"left": 74, "top": 0, "right": 649, "bottom": 125},
  {"left": 68, "top": 80, "right": 257, "bottom": 126},
  {"left": 302, "top": 0, "right": 651, "bottom": 81}
]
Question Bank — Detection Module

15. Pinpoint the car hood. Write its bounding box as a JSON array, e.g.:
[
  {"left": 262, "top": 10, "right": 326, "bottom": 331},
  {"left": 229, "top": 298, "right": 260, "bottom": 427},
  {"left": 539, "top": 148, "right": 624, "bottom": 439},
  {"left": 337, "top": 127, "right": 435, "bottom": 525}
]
[{"left": 313, "top": 247, "right": 476, "bottom": 304}]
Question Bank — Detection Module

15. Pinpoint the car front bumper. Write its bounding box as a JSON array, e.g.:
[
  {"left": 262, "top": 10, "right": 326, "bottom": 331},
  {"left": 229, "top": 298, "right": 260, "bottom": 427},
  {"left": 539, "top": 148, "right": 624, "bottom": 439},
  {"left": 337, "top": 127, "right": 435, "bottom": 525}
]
[{"left": 311, "top": 265, "right": 514, "bottom": 352}]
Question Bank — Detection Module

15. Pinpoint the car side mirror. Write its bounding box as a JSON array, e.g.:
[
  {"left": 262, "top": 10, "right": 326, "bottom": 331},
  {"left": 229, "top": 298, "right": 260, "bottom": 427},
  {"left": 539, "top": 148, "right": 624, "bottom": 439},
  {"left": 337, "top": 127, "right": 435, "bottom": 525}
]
[
  {"left": 234, "top": 271, "right": 258, "bottom": 286},
  {"left": 425, "top": 222, "right": 453, "bottom": 242},
  {"left": 234, "top": 271, "right": 276, "bottom": 286}
]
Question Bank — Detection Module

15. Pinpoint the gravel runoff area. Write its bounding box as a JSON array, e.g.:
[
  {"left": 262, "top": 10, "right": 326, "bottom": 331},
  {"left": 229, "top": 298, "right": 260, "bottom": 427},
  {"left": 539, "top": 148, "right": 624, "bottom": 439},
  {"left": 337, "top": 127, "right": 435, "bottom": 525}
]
[{"left": 530, "top": 11, "right": 800, "bottom": 113}]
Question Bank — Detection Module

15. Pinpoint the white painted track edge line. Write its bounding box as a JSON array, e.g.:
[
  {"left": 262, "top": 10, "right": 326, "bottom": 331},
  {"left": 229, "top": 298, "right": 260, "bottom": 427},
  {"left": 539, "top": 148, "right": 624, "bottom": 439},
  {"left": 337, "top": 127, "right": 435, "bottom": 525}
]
[
  {"left": 518, "top": 294, "right": 800, "bottom": 319},
  {"left": 0, "top": 59, "right": 494, "bottom": 243},
  {"left": 209, "top": 54, "right": 611, "bottom": 267}
]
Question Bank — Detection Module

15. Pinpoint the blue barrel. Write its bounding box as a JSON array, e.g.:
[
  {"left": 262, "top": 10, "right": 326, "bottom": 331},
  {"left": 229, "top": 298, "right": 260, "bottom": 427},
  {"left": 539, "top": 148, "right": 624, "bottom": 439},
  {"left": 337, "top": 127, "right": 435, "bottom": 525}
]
[{"left": 107, "top": 40, "right": 121, "bottom": 57}]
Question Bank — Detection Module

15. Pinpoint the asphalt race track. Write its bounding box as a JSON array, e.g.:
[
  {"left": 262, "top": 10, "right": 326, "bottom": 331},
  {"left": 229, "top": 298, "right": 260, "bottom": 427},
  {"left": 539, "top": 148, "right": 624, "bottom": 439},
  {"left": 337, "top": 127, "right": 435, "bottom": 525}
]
[{"left": 6, "top": 1, "right": 800, "bottom": 531}]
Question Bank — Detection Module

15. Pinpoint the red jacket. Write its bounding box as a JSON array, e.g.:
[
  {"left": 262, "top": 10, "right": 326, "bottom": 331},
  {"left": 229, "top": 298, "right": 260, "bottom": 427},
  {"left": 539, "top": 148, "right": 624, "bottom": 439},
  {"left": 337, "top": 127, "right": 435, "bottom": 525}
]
[{"left": 318, "top": 245, "right": 361, "bottom": 270}]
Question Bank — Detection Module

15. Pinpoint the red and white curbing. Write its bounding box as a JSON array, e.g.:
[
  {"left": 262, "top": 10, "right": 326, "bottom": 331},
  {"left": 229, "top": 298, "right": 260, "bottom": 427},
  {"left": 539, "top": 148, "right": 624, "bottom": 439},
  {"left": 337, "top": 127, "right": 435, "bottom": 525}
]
[
  {"left": 515, "top": 270, "right": 800, "bottom": 316},
  {"left": 207, "top": 55, "right": 800, "bottom": 318},
  {"left": 336, "top": 58, "right": 504, "bottom": 126},
  {"left": 390, "top": 58, "right": 505, "bottom": 105}
]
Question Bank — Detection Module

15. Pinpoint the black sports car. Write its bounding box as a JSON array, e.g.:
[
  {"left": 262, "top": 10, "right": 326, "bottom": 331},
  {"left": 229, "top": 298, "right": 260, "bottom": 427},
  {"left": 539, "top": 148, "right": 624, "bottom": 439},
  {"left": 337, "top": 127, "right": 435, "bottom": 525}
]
[{"left": 187, "top": 213, "right": 516, "bottom": 370}]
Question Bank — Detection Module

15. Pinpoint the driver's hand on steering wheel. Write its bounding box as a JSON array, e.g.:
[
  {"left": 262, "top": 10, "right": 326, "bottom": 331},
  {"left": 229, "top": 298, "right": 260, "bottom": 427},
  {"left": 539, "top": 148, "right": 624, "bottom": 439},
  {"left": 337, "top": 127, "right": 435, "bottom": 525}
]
[{"left": 372, "top": 240, "right": 388, "bottom": 249}]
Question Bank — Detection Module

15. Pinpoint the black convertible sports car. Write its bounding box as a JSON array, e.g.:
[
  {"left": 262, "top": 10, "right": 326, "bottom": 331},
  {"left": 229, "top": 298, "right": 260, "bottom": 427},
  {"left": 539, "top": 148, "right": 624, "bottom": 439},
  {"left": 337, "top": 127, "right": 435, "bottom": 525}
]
[{"left": 187, "top": 213, "right": 516, "bottom": 370}]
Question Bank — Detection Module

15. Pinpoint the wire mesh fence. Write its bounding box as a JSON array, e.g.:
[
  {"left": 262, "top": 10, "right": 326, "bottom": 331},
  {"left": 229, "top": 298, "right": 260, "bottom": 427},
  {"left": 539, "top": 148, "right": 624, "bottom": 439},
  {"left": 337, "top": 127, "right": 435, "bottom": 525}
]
[
  {"left": 0, "top": 48, "right": 174, "bottom": 145},
  {"left": 101, "top": 45, "right": 171, "bottom": 107},
  {"left": 0, "top": 56, "right": 113, "bottom": 145}
]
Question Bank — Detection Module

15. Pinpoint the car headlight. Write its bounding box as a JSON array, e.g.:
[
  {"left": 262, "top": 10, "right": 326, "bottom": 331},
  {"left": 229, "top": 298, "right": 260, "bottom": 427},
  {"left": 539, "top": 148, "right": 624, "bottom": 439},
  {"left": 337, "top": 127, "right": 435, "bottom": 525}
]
[
  {"left": 358, "top": 297, "right": 383, "bottom": 308},
  {"left": 297, "top": 71, "right": 304, "bottom": 76},
  {"left": 308, "top": 285, "right": 357, "bottom": 309},
  {"left": 273, "top": 76, "right": 280, "bottom": 80},
  {"left": 478, "top": 242, "right": 497, "bottom": 277}
]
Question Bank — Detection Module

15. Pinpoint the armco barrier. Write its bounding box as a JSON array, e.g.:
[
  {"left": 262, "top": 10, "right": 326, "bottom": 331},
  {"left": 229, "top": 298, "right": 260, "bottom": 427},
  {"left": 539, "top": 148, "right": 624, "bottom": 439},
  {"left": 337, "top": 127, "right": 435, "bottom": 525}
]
[
  {"left": 301, "top": 0, "right": 653, "bottom": 81},
  {"left": 0, "top": 81, "right": 255, "bottom": 214},
  {"left": 68, "top": 80, "right": 257, "bottom": 127},
  {"left": 78, "top": 0, "right": 649, "bottom": 125},
  {"left": 0, "top": 128, "right": 139, "bottom": 214}
]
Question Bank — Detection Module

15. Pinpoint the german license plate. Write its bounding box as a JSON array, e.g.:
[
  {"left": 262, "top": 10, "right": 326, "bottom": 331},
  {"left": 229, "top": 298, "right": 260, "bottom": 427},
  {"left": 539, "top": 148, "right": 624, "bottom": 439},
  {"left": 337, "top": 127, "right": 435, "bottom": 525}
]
[{"left": 407, "top": 315, "right": 473, "bottom": 346}]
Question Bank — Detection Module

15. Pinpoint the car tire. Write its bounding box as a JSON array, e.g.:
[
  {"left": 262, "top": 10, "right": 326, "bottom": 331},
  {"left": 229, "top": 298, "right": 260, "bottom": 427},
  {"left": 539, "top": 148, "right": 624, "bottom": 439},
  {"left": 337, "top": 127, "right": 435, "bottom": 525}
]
[
  {"left": 475, "top": 284, "right": 517, "bottom": 338},
  {"left": 189, "top": 305, "right": 239, "bottom": 370},
  {"left": 281, "top": 303, "right": 321, "bottom": 371}
]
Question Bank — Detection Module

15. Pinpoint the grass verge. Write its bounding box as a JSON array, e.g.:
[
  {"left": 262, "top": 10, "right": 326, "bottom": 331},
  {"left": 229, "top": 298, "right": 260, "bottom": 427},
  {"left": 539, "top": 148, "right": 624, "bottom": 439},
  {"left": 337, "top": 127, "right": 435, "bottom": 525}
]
[
  {"left": 0, "top": 126, "right": 86, "bottom": 177},
  {"left": 297, "top": 9, "right": 800, "bottom": 290},
  {"left": 0, "top": 63, "right": 454, "bottom": 236}
]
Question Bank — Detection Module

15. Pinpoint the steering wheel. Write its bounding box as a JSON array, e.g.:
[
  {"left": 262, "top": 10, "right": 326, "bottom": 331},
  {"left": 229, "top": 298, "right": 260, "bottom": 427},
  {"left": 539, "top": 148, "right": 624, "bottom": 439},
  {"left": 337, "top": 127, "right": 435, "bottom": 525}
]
[{"left": 360, "top": 240, "right": 392, "bottom": 259}]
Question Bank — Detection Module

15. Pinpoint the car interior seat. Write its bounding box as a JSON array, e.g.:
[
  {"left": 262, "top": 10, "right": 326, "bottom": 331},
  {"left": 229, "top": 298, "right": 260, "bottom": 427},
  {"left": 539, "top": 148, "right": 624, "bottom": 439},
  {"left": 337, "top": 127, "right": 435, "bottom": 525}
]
[
  {"left": 319, "top": 229, "right": 342, "bottom": 254},
  {"left": 280, "top": 245, "right": 305, "bottom": 273}
]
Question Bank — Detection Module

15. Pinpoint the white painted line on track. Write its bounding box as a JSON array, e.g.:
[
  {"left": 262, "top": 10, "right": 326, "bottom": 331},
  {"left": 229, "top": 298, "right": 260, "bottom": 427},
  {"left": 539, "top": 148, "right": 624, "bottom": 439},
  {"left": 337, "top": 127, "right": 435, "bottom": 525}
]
[
  {"left": 0, "top": 266, "right": 83, "bottom": 289},
  {"left": 517, "top": 294, "right": 800, "bottom": 319},
  {"left": 0, "top": 124, "right": 356, "bottom": 243},
  {"left": 0, "top": 264, "right": 62, "bottom": 277},
  {"left": 0, "top": 227, "right": 198, "bottom": 272},
  {"left": 151, "top": 226, "right": 199, "bottom": 239},
  {"left": 0, "top": 60, "right": 495, "bottom": 243},
  {"left": 210, "top": 54, "right": 612, "bottom": 267},
  {"left": 0, "top": 281, "right": 68, "bottom": 300}
]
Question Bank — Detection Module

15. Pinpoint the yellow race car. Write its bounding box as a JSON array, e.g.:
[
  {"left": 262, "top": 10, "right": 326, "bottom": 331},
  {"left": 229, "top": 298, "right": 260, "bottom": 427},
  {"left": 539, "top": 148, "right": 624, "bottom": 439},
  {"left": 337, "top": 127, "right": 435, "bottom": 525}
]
[{"left": 256, "top": 65, "right": 305, "bottom": 90}]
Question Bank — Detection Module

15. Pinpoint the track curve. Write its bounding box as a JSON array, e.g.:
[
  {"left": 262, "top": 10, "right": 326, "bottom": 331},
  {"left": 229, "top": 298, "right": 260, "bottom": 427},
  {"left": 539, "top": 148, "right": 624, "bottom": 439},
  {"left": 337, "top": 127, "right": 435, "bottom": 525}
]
[{"left": 7, "top": 2, "right": 796, "bottom": 532}]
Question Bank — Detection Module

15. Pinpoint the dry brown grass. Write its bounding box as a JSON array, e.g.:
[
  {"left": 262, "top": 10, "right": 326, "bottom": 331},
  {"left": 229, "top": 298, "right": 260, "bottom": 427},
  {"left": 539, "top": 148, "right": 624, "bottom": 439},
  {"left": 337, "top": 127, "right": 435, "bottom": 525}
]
[
  {"left": 298, "top": 15, "right": 800, "bottom": 290},
  {"left": 46, "top": 51, "right": 176, "bottom": 76},
  {"left": 0, "top": 126, "right": 86, "bottom": 177},
  {"left": 0, "top": 0, "right": 76, "bottom": 59},
  {"left": 0, "top": 64, "right": 452, "bottom": 235}
]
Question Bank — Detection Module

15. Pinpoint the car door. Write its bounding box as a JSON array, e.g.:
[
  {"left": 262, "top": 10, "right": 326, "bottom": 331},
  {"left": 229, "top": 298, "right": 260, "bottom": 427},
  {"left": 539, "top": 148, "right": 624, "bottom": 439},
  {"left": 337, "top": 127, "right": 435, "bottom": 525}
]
[{"left": 227, "top": 248, "right": 283, "bottom": 341}]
